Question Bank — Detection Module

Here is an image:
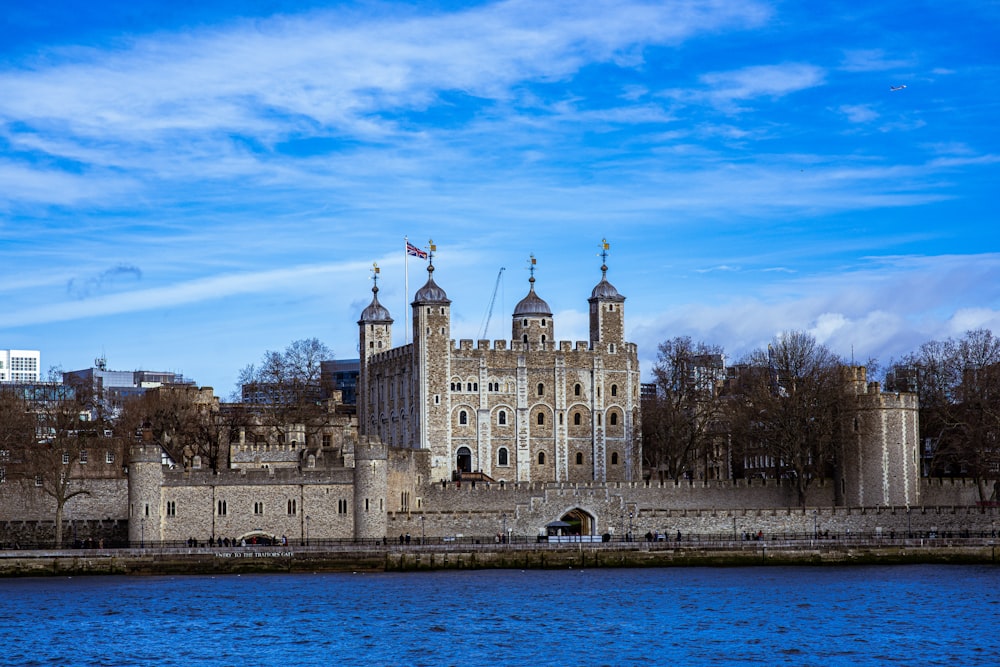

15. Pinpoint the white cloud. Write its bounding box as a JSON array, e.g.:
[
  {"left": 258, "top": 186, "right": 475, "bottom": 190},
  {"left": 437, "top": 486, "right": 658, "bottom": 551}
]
[
  {"left": 682, "top": 63, "right": 826, "bottom": 111},
  {"left": 839, "top": 104, "right": 879, "bottom": 124},
  {"left": 629, "top": 253, "right": 1000, "bottom": 373},
  {"left": 840, "top": 49, "right": 916, "bottom": 72}
]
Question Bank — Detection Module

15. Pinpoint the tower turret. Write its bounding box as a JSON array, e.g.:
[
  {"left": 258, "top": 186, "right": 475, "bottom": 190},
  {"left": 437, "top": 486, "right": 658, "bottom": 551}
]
[
  {"left": 411, "top": 243, "right": 451, "bottom": 471},
  {"left": 358, "top": 263, "right": 393, "bottom": 435},
  {"left": 512, "top": 255, "right": 554, "bottom": 349},
  {"left": 588, "top": 239, "right": 626, "bottom": 351},
  {"left": 127, "top": 425, "right": 163, "bottom": 545},
  {"left": 353, "top": 435, "right": 388, "bottom": 540}
]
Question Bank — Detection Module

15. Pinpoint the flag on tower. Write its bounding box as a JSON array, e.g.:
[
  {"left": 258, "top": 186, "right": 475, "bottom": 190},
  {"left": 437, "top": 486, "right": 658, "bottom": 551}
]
[{"left": 406, "top": 242, "right": 428, "bottom": 260}]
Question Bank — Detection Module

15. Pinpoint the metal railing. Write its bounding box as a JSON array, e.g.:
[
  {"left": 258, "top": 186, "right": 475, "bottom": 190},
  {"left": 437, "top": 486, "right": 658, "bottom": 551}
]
[{"left": 2, "top": 529, "right": 997, "bottom": 554}]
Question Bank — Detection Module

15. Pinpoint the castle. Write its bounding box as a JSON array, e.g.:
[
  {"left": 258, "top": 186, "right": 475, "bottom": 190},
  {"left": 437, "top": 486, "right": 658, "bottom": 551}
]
[
  {"left": 358, "top": 249, "right": 642, "bottom": 485},
  {"left": 4, "top": 247, "right": 991, "bottom": 548}
]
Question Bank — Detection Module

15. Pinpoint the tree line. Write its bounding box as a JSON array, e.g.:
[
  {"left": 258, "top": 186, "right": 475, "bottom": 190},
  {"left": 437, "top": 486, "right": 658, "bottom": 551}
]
[{"left": 642, "top": 329, "right": 1000, "bottom": 505}]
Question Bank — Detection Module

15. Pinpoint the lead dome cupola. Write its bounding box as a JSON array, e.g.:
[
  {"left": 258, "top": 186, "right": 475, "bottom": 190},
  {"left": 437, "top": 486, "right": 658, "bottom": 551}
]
[
  {"left": 413, "top": 263, "right": 450, "bottom": 304},
  {"left": 360, "top": 286, "right": 392, "bottom": 322},
  {"left": 513, "top": 276, "right": 552, "bottom": 317}
]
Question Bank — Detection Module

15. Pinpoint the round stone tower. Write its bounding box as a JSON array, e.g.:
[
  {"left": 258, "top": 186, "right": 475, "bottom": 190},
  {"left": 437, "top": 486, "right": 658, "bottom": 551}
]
[
  {"left": 353, "top": 435, "right": 388, "bottom": 541},
  {"left": 127, "top": 426, "right": 163, "bottom": 545}
]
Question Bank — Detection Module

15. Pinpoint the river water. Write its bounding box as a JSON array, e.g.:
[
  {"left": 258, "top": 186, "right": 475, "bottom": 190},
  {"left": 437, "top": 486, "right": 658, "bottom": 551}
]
[{"left": 1, "top": 565, "right": 998, "bottom": 666}]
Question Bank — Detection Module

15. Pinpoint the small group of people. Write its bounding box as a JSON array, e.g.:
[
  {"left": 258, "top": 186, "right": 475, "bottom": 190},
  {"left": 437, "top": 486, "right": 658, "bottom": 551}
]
[
  {"left": 644, "top": 530, "right": 683, "bottom": 542},
  {"left": 742, "top": 530, "right": 764, "bottom": 541}
]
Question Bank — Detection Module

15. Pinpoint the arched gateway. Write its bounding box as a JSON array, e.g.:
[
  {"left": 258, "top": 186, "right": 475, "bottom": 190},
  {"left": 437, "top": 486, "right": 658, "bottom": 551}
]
[{"left": 548, "top": 508, "right": 595, "bottom": 536}]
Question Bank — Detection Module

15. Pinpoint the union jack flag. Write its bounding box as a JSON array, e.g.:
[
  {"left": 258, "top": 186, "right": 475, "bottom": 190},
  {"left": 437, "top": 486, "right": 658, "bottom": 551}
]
[{"left": 406, "top": 242, "right": 428, "bottom": 260}]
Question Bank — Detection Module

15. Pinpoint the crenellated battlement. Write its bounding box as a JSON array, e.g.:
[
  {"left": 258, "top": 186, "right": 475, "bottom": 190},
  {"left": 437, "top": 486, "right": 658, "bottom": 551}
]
[{"left": 452, "top": 339, "right": 594, "bottom": 353}]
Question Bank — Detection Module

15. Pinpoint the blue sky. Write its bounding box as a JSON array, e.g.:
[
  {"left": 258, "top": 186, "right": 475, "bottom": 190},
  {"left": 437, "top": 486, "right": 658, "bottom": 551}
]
[{"left": 1, "top": 0, "right": 998, "bottom": 394}]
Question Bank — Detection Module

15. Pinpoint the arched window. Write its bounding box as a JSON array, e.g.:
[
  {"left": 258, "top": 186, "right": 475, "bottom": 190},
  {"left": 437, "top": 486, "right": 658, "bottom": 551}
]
[
  {"left": 610, "top": 412, "right": 618, "bottom": 426},
  {"left": 537, "top": 413, "right": 545, "bottom": 425},
  {"left": 498, "top": 410, "right": 507, "bottom": 425},
  {"left": 611, "top": 384, "right": 618, "bottom": 397},
  {"left": 538, "top": 452, "right": 546, "bottom": 465},
  {"left": 575, "top": 452, "right": 583, "bottom": 465},
  {"left": 459, "top": 410, "right": 468, "bottom": 425},
  {"left": 541, "top": 335, "right": 546, "bottom": 344},
  {"left": 597, "top": 414, "right": 602, "bottom": 426},
  {"left": 523, "top": 334, "right": 528, "bottom": 344},
  {"left": 537, "top": 383, "right": 544, "bottom": 396},
  {"left": 611, "top": 452, "right": 619, "bottom": 465},
  {"left": 498, "top": 448, "right": 509, "bottom": 466},
  {"left": 574, "top": 383, "right": 581, "bottom": 396},
  {"left": 573, "top": 412, "right": 581, "bottom": 426}
]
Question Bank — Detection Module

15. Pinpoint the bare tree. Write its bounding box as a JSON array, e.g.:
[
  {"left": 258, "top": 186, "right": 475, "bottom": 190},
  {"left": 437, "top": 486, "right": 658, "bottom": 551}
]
[
  {"left": 1, "top": 380, "right": 113, "bottom": 547},
  {"left": 119, "top": 386, "right": 236, "bottom": 473},
  {"left": 237, "top": 338, "right": 334, "bottom": 449},
  {"left": 642, "top": 337, "right": 727, "bottom": 482},
  {"left": 728, "top": 331, "right": 845, "bottom": 506},
  {"left": 896, "top": 329, "right": 1000, "bottom": 501}
]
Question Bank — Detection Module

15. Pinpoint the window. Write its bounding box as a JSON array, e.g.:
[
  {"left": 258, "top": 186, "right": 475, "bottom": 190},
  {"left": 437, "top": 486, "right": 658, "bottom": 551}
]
[
  {"left": 323, "top": 434, "right": 332, "bottom": 448},
  {"left": 459, "top": 410, "right": 468, "bottom": 425},
  {"left": 338, "top": 499, "right": 348, "bottom": 514},
  {"left": 62, "top": 452, "right": 70, "bottom": 465},
  {"left": 498, "top": 448, "right": 509, "bottom": 466},
  {"left": 575, "top": 452, "right": 584, "bottom": 465},
  {"left": 537, "top": 413, "right": 545, "bottom": 425},
  {"left": 574, "top": 384, "right": 581, "bottom": 396},
  {"left": 35, "top": 475, "right": 43, "bottom": 487},
  {"left": 0, "top": 466, "right": 5, "bottom": 484},
  {"left": 523, "top": 319, "right": 528, "bottom": 326},
  {"left": 610, "top": 413, "right": 618, "bottom": 426},
  {"left": 79, "top": 450, "right": 88, "bottom": 464},
  {"left": 523, "top": 334, "right": 528, "bottom": 344},
  {"left": 166, "top": 501, "right": 176, "bottom": 517},
  {"left": 498, "top": 410, "right": 507, "bottom": 425},
  {"left": 254, "top": 502, "right": 264, "bottom": 515},
  {"left": 287, "top": 499, "right": 297, "bottom": 515},
  {"left": 573, "top": 412, "right": 581, "bottom": 426},
  {"left": 217, "top": 500, "right": 227, "bottom": 516},
  {"left": 538, "top": 452, "right": 546, "bottom": 465},
  {"left": 537, "top": 383, "right": 544, "bottom": 396},
  {"left": 106, "top": 451, "right": 115, "bottom": 464},
  {"left": 611, "top": 453, "right": 619, "bottom": 465},
  {"left": 541, "top": 318, "right": 547, "bottom": 327},
  {"left": 597, "top": 414, "right": 602, "bottom": 426},
  {"left": 611, "top": 384, "right": 618, "bottom": 397}
]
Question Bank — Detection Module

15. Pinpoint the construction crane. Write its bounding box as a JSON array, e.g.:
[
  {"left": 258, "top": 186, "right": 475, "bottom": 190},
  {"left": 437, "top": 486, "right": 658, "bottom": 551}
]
[{"left": 478, "top": 267, "right": 505, "bottom": 340}]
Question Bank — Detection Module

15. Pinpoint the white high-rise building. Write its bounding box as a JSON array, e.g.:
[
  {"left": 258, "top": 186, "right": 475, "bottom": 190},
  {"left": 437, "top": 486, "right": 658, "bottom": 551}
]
[{"left": 0, "top": 349, "right": 41, "bottom": 383}]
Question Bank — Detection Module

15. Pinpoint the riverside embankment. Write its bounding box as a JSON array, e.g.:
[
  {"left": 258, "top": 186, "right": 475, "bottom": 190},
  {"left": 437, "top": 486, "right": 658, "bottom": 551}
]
[{"left": 2, "top": 538, "right": 998, "bottom": 577}]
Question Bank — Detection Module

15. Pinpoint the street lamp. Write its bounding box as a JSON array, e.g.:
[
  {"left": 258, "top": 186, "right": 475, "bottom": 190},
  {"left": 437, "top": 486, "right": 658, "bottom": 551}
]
[
  {"left": 140, "top": 517, "right": 145, "bottom": 549},
  {"left": 306, "top": 515, "right": 311, "bottom": 546},
  {"left": 502, "top": 513, "right": 507, "bottom": 544},
  {"left": 628, "top": 510, "right": 634, "bottom": 542}
]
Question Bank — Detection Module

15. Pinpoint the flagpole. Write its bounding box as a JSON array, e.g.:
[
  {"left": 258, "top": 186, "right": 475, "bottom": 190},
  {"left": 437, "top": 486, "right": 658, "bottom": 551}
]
[{"left": 404, "top": 236, "right": 410, "bottom": 345}]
